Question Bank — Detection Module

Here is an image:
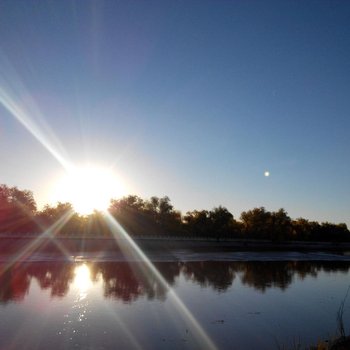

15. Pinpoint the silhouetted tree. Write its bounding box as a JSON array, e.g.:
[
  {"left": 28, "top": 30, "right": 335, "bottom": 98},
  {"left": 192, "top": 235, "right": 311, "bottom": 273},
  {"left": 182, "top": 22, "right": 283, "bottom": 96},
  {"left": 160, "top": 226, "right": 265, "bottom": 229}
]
[
  {"left": 84, "top": 210, "right": 110, "bottom": 237},
  {"left": 183, "top": 210, "right": 211, "bottom": 237},
  {"left": 0, "top": 184, "right": 37, "bottom": 233},
  {"left": 109, "top": 195, "right": 182, "bottom": 236},
  {"left": 209, "top": 206, "right": 235, "bottom": 240},
  {"left": 291, "top": 218, "right": 312, "bottom": 241},
  {"left": 316, "top": 222, "right": 349, "bottom": 242},
  {"left": 36, "top": 202, "right": 83, "bottom": 236},
  {"left": 240, "top": 207, "right": 271, "bottom": 239},
  {"left": 240, "top": 207, "right": 293, "bottom": 241},
  {"left": 156, "top": 196, "right": 182, "bottom": 235},
  {"left": 109, "top": 195, "right": 155, "bottom": 235},
  {"left": 0, "top": 182, "right": 349, "bottom": 242},
  {"left": 184, "top": 207, "right": 239, "bottom": 239},
  {"left": 269, "top": 208, "right": 292, "bottom": 241},
  {"left": 291, "top": 219, "right": 350, "bottom": 242}
]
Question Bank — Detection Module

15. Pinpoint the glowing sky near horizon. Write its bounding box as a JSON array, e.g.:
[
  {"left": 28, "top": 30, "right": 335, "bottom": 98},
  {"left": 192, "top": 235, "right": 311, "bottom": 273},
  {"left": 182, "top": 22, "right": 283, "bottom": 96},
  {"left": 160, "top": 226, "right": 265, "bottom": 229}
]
[{"left": 0, "top": 1, "right": 349, "bottom": 225}]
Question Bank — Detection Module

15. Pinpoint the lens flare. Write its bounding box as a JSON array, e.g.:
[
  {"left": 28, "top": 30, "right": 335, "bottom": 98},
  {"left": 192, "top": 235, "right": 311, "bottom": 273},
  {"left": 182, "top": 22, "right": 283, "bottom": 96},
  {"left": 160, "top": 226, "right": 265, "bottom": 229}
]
[
  {"left": 103, "top": 212, "right": 217, "bottom": 350},
  {"left": 0, "top": 211, "right": 74, "bottom": 277},
  {"left": 0, "top": 54, "right": 72, "bottom": 171}
]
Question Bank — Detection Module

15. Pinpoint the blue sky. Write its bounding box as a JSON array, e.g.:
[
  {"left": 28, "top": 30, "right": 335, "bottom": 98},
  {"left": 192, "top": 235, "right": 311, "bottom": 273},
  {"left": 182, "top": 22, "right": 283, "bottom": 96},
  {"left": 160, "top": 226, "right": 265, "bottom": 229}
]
[{"left": 0, "top": 1, "right": 349, "bottom": 224}]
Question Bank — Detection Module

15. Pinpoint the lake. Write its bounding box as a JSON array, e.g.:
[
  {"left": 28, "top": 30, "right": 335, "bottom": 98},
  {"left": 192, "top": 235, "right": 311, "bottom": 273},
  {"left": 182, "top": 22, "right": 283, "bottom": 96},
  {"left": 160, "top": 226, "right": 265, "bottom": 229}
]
[{"left": 1, "top": 252, "right": 350, "bottom": 349}]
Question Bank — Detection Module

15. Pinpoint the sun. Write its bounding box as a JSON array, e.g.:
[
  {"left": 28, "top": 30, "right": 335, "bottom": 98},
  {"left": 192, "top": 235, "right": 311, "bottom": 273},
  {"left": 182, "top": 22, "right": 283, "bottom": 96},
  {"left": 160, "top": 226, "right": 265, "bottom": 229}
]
[{"left": 52, "top": 165, "right": 127, "bottom": 215}]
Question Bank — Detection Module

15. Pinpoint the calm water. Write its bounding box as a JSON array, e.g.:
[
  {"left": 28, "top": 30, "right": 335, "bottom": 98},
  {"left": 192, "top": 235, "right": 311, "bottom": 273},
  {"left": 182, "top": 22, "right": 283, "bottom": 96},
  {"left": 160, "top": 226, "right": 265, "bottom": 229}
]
[{"left": 1, "top": 255, "right": 350, "bottom": 349}]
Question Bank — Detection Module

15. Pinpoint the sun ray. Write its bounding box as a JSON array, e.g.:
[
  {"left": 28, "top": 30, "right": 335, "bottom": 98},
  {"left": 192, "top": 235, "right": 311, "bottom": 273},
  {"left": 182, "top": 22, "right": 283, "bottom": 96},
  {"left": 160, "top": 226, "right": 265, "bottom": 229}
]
[
  {"left": 0, "top": 53, "right": 72, "bottom": 171},
  {"left": 0, "top": 211, "right": 74, "bottom": 277},
  {"left": 96, "top": 295, "right": 144, "bottom": 350},
  {"left": 103, "top": 212, "right": 217, "bottom": 350}
]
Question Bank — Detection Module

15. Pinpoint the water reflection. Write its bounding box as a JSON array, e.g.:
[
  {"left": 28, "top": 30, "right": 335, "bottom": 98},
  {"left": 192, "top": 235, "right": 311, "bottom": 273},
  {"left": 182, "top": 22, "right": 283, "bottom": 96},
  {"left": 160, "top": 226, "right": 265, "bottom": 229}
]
[
  {"left": 74, "top": 264, "right": 92, "bottom": 300},
  {"left": 1, "top": 260, "right": 350, "bottom": 304},
  {"left": 92, "top": 262, "right": 170, "bottom": 302}
]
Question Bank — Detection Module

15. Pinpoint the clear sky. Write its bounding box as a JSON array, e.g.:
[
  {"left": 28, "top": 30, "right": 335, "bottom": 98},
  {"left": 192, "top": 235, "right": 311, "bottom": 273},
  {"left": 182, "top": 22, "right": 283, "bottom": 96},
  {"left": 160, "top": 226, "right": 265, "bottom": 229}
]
[{"left": 0, "top": 1, "right": 349, "bottom": 224}]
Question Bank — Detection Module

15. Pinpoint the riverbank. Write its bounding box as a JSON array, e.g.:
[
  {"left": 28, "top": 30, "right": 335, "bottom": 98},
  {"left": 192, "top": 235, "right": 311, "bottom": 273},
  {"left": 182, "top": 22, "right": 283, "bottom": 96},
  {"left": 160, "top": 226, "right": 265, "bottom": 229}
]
[
  {"left": 1, "top": 236, "right": 350, "bottom": 262},
  {"left": 1, "top": 235, "right": 350, "bottom": 253}
]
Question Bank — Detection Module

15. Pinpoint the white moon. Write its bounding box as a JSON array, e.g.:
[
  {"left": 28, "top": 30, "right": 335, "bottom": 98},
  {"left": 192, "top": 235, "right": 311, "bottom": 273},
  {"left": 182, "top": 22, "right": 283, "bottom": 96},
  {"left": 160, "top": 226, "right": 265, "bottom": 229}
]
[{"left": 264, "top": 171, "right": 270, "bottom": 177}]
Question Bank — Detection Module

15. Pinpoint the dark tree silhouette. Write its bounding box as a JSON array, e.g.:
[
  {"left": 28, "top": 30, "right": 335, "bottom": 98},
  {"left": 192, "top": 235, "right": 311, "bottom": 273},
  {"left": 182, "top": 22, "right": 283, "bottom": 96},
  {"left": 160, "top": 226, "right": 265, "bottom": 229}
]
[
  {"left": 0, "top": 184, "right": 37, "bottom": 233},
  {"left": 0, "top": 183, "right": 349, "bottom": 242},
  {"left": 36, "top": 202, "right": 84, "bottom": 236},
  {"left": 183, "top": 210, "right": 211, "bottom": 237},
  {"left": 109, "top": 195, "right": 182, "bottom": 236}
]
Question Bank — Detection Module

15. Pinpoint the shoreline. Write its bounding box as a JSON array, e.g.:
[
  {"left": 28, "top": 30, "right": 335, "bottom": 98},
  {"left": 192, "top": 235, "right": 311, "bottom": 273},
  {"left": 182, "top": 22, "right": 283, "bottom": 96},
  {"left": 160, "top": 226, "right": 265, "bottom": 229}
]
[
  {"left": 1, "top": 236, "right": 350, "bottom": 262},
  {"left": 1, "top": 251, "right": 350, "bottom": 263},
  {"left": 1, "top": 235, "right": 350, "bottom": 252}
]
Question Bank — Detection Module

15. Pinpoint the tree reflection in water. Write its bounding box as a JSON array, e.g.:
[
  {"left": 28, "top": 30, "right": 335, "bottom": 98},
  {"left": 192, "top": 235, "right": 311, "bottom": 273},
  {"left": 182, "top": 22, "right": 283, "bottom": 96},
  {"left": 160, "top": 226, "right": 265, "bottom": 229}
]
[
  {"left": 91, "top": 262, "right": 171, "bottom": 302},
  {"left": 0, "top": 260, "right": 349, "bottom": 303},
  {"left": 182, "top": 261, "right": 236, "bottom": 292}
]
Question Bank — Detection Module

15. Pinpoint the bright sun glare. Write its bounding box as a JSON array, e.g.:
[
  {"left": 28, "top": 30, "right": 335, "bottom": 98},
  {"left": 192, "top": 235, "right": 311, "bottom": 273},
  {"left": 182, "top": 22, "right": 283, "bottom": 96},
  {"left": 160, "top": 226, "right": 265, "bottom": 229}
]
[
  {"left": 74, "top": 264, "right": 92, "bottom": 299},
  {"left": 52, "top": 165, "right": 126, "bottom": 215}
]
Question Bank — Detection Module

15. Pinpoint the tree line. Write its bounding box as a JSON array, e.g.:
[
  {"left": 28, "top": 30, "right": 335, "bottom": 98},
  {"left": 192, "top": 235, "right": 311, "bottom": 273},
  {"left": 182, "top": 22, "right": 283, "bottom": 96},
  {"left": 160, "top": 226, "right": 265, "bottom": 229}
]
[{"left": 0, "top": 184, "right": 349, "bottom": 242}]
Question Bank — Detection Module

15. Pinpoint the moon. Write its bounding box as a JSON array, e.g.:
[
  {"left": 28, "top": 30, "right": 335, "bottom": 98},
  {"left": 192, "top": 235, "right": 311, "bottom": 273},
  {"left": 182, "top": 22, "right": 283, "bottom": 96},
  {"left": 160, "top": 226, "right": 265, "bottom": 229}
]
[{"left": 264, "top": 171, "right": 270, "bottom": 177}]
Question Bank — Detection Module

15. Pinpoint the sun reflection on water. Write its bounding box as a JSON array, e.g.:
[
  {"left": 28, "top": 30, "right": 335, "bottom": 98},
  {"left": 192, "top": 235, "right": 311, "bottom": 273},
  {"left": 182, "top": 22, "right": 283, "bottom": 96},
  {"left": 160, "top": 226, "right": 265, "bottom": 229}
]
[{"left": 74, "top": 264, "right": 92, "bottom": 300}]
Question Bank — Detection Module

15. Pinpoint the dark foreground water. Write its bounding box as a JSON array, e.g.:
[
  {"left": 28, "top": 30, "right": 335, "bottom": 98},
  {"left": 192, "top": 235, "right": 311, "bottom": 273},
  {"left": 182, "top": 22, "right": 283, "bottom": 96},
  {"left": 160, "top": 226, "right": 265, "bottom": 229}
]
[{"left": 1, "top": 254, "right": 350, "bottom": 349}]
